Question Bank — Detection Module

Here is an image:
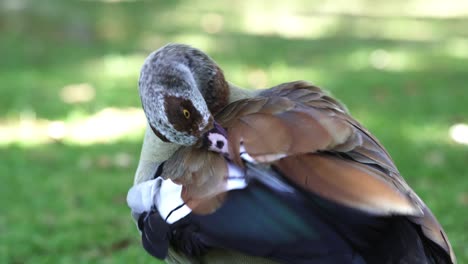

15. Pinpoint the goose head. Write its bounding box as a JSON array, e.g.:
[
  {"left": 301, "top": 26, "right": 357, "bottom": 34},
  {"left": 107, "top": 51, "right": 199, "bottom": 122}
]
[{"left": 139, "top": 44, "right": 230, "bottom": 149}]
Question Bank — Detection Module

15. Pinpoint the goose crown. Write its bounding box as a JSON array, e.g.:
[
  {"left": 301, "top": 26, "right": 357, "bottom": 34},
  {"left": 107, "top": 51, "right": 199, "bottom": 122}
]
[{"left": 138, "top": 44, "right": 229, "bottom": 146}]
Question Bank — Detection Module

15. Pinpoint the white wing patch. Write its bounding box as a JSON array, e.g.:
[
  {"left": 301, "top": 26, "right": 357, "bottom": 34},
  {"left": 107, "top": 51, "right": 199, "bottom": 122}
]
[
  {"left": 156, "top": 179, "right": 192, "bottom": 224},
  {"left": 226, "top": 162, "right": 247, "bottom": 190},
  {"left": 127, "top": 178, "right": 192, "bottom": 224},
  {"left": 127, "top": 179, "right": 159, "bottom": 214},
  {"left": 127, "top": 161, "right": 248, "bottom": 224},
  {"left": 240, "top": 144, "right": 286, "bottom": 163}
]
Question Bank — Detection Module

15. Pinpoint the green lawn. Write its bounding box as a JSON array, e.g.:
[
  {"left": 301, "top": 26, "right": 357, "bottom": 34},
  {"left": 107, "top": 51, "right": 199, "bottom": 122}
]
[{"left": 1, "top": 1, "right": 467, "bottom": 263}]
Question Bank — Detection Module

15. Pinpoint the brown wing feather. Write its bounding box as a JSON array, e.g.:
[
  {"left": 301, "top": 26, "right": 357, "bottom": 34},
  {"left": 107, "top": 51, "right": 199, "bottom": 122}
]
[
  {"left": 218, "top": 81, "right": 454, "bottom": 261},
  {"left": 162, "top": 147, "right": 229, "bottom": 214},
  {"left": 275, "top": 154, "right": 419, "bottom": 215},
  {"left": 220, "top": 83, "right": 424, "bottom": 215}
]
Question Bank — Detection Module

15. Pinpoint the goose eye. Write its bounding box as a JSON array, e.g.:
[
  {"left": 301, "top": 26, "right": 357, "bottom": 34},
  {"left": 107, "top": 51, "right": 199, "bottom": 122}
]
[{"left": 182, "top": 109, "right": 191, "bottom": 119}]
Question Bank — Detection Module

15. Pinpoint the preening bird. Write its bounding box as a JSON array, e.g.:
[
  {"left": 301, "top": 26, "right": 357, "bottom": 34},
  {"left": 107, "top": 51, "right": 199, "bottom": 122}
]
[{"left": 127, "top": 44, "right": 456, "bottom": 264}]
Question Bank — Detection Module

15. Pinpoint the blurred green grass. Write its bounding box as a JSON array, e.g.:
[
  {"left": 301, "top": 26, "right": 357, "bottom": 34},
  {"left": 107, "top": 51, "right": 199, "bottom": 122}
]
[{"left": 1, "top": 0, "right": 467, "bottom": 263}]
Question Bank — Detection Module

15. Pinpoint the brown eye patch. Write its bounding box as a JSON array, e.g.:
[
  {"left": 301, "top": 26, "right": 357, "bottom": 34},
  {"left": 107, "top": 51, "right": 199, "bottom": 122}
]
[{"left": 164, "top": 95, "right": 203, "bottom": 135}]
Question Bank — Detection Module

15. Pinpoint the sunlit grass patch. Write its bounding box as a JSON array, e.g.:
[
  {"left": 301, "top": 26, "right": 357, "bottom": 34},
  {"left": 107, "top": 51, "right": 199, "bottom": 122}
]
[{"left": 0, "top": 107, "right": 146, "bottom": 146}]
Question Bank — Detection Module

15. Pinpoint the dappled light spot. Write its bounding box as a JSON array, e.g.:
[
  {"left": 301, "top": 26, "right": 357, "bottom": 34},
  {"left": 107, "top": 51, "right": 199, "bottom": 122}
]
[
  {"left": 239, "top": 4, "right": 468, "bottom": 42},
  {"left": 200, "top": 13, "right": 224, "bottom": 34},
  {"left": 83, "top": 54, "right": 144, "bottom": 81},
  {"left": 17, "top": 108, "right": 37, "bottom": 142},
  {"left": 47, "top": 121, "right": 67, "bottom": 140},
  {"left": 449, "top": 123, "right": 468, "bottom": 145},
  {"left": 347, "top": 49, "right": 413, "bottom": 72},
  {"left": 0, "top": 107, "right": 147, "bottom": 146},
  {"left": 369, "top": 49, "right": 391, "bottom": 70},
  {"left": 444, "top": 38, "right": 468, "bottom": 59},
  {"left": 239, "top": 0, "right": 468, "bottom": 19},
  {"left": 405, "top": 0, "right": 468, "bottom": 18},
  {"left": 356, "top": 116, "right": 455, "bottom": 147},
  {"left": 274, "top": 14, "right": 310, "bottom": 39},
  {"left": 60, "top": 83, "right": 96, "bottom": 104},
  {"left": 68, "top": 107, "right": 146, "bottom": 144},
  {"left": 403, "top": 123, "right": 452, "bottom": 145},
  {"left": 242, "top": 12, "right": 334, "bottom": 39},
  {"left": 368, "top": 49, "right": 420, "bottom": 72},
  {"left": 101, "top": 54, "right": 143, "bottom": 79}
]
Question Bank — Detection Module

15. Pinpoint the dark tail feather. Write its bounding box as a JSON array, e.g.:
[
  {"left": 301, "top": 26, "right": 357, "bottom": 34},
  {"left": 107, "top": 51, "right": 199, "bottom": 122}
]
[
  {"left": 140, "top": 211, "right": 170, "bottom": 259},
  {"left": 140, "top": 210, "right": 209, "bottom": 260},
  {"left": 364, "top": 218, "right": 453, "bottom": 264}
]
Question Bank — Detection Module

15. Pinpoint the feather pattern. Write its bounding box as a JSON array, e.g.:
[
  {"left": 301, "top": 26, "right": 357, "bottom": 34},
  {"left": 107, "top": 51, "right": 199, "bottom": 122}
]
[
  {"left": 216, "top": 81, "right": 453, "bottom": 261},
  {"left": 132, "top": 80, "right": 455, "bottom": 263}
]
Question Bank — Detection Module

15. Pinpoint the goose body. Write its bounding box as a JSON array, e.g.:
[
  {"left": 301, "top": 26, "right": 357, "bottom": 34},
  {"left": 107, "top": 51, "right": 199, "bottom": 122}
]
[{"left": 127, "top": 44, "right": 455, "bottom": 263}]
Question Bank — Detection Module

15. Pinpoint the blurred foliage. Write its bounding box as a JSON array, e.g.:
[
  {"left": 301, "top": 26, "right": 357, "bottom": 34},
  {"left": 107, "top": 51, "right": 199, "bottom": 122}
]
[{"left": 1, "top": 0, "right": 467, "bottom": 263}]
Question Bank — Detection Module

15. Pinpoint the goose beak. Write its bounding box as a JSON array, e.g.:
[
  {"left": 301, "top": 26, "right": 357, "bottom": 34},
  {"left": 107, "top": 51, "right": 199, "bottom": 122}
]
[{"left": 203, "top": 121, "right": 229, "bottom": 155}]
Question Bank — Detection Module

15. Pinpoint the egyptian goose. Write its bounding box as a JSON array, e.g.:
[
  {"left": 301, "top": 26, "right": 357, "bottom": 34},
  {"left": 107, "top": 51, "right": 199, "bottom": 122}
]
[{"left": 127, "top": 44, "right": 456, "bottom": 264}]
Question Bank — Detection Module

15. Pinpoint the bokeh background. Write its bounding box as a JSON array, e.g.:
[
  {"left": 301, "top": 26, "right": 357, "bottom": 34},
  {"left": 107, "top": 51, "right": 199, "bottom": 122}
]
[{"left": 1, "top": 0, "right": 467, "bottom": 263}]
